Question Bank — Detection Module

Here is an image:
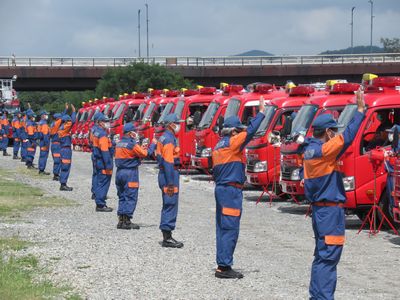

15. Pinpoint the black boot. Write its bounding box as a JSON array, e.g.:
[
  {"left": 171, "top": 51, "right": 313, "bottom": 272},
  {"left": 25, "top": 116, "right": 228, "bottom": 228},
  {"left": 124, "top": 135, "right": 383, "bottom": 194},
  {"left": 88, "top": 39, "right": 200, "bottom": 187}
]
[
  {"left": 3, "top": 151, "right": 10, "bottom": 156},
  {"left": 119, "top": 215, "right": 140, "bottom": 230},
  {"left": 215, "top": 266, "right": 244, "bottom": 279},
  {"left": 161, "top": 230, "right": 184, "bottom": 248},
  {"left": 117, "top": 215, "right": 123, "bottom": 229},
  {"left": 60, "top": 184, "right": 73, "bottom": 191},
  {"left": 38, "top": 170, "right": 50, "bottom": 175},
  {"left": 27, "top": 163, "right": 34, "bottom": 169},
  {"left": 95, "top": 205, "right": 113, "bottom": 212},
  {"left": 91, "top": 193, "right": 95, "bottom": 200},
  {"left": 21, "top": 158, "right": 26, "bottom": 162},
  {"left": 53, "top": 175, "right": 60, "bottom": 181},
  {"left": 13, "top": 155, "right": 18, "bottom": 160}
]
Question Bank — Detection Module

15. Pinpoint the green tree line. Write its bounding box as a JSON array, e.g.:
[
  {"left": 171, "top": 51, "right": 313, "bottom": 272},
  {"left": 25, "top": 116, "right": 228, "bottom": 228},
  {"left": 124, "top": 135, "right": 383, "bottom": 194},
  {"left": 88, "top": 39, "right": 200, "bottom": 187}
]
[{"left": 19, "top": 63, "right": 193, "bottom": 114}]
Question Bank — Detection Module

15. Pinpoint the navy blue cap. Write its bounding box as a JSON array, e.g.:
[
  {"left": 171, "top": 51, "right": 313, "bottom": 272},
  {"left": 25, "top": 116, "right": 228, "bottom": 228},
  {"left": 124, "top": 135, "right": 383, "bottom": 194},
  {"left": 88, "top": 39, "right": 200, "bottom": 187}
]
[
  {"left": 61, "top": 114, "right": 71, "bottom": 122},
  {"left": 39, "top": 110, "right": 49, "bottom": 116},
  {"left": 164, "top": 113, "right": 179, "bottom": 125},
  {"left": 223, "top": 115, "right": 246, "bottom": 129},
  {"left": 123, "top": 123, "right": 136, "bottom": 133},
  {"left": 53, "top": 113, "right": 62, "bottom": 119},
  {"left": 312, "top": 114, "right": 343, "bottom": 130},
  {"left": 387, "top": 125, "right": 400, "bottom": 133},
  {"left": 94, "top": 112, "right": 109, "bottom": 122}
]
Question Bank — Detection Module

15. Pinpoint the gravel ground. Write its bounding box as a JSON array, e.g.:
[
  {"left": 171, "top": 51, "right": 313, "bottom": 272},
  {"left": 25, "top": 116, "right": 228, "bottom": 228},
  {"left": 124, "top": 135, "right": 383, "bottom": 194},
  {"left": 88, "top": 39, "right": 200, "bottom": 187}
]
[{"left": 0, "top": 148, "right": 399, "bottom": 300}]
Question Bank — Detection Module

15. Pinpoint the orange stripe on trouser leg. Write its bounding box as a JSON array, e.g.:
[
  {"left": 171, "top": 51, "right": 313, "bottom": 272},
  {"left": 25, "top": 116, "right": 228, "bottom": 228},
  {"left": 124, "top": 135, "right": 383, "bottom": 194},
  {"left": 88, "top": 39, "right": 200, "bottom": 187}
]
[
  {"left": 101, "top": 169, "right": 113, "bottom": 175},
  {"left": 222, "top": 207, "right": 241, "bottom": 217},
  {"left": 128, "top": 182, "right": 139, "bottom": 188},
  {"left": 163, "top": 186, "right": 179, "bottom": 193},
  {"left": 27, "top": 148, "right": 35, "bottom": 151},
  {"left": 325, "top": 235, "right": 345, "bottom": 246},
  {"left": 53, "top": 153, "right": 61, "bottom": 158},
  {"left": 14, "top": 138, "right": 19, "bottom": 142},
  {"left": 41, "top": 147, "right": 49, "bottom": 151},
  {"left": 62, "top": 159, "right": 71, "bottom": 164}
]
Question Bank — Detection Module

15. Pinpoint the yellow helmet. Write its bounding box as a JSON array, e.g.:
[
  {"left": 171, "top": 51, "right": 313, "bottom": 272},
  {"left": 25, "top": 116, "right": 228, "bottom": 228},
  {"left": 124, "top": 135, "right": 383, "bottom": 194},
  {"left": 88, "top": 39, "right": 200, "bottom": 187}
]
[
  {"left": 180, "top": 88, "right": 188, "bottom": 92},
  {"left": 132, "top": 91, "right": 137, "bottom": 94},
  {"left": 285, "top": 82, "right": 296, "bottom": 89},
  {"left": 362, "top": 73, "right": 378, "bottom": 81},
  {"left": 196, "top": 85, "right": 204, "bottom": 90},
  {"left": 148, "top": 88, "right": 154, "bottom": 92},
  {"left": 220, "top": 82, "right": 229, "bottom": 89},
  {"left": 124, "top": 93, "right": 128, "bottom": 96},
  {"left": 163, "top": 88, "right": 170, "bottom": 92}
]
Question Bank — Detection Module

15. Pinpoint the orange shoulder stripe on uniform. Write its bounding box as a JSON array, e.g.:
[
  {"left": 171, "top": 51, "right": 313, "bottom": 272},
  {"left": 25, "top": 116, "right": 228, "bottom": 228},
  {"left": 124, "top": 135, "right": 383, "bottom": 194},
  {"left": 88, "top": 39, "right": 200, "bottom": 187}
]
[
  {"left": 229, "top": 132, "right": 247, "bottom": 151},
  {"left": 162, "top": 143, "right": 174, "bottom": 164},
  {"left": 50, "top": 119, "right": 62, "bottom": 135},
  {"left": 212, "top": 147, "right": 243, "bottom": 167},
  {"left": 132, "top": 144, "right": 148, "bottom": 158},
  {"left": 303, "top": 157, "right": 340, "bottom": 179},
  {"left": 99, "top": 136, "right": 110, "bottom": 152},
  {"left": 321, "top": 135, "right": 345, "bottom": 160},
  {"left": 115, "top": 147, "right": 135, "bottom": 159}
]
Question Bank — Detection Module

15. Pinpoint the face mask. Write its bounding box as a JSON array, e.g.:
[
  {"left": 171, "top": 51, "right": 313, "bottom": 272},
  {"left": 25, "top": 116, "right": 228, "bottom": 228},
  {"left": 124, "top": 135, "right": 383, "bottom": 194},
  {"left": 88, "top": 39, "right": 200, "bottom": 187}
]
[
  {"left": 129, "top": 131, "right": 138, "bottom": 141},
  {"left": 388, "top": 133, "right": 394, "bottom": 142},
  {"left": 102, "top": 122, "right": 110, "bottom": 129},
  {"left": 44, "top": 115, "right": 49, "bottom": 120},
  {"left": 173, "top": 124, "right": 181, "bottom": 134}
]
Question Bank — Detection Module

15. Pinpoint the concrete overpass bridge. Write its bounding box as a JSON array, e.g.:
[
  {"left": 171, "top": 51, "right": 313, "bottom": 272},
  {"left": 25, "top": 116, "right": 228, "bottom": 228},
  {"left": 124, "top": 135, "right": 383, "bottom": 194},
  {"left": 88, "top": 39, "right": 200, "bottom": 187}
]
[{"left": 0, "top": 54, "right": 399, "bottom": 91}]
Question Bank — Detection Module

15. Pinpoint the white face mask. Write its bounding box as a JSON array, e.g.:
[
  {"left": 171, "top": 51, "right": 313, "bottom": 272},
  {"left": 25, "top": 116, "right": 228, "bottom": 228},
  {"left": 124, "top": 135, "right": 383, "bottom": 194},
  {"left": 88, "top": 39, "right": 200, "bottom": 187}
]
[
  {"left": 173, "top": 124, "right": 181, "bottom": 134},
  {"left": 102, "top": 122, "right": 110, "bottom": 129},
  {"left": 388, "top": 133, "right": 394, "bottom": 142},
  {"left": 44, "top": 115, "right": 49, "bottom": 120}
]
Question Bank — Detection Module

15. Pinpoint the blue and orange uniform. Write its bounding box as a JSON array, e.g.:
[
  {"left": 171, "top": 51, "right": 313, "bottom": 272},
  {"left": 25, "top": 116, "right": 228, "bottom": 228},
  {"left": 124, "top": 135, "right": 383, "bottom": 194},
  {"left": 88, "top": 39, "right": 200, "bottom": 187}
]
[
  {"left": 50, "top": 113, "right": 63, "bottom": 180},
  {"left": 89, "top": 122, "right": 99, "bottom": 200},
  {"left": 1, "top": 113, "right": 10, "bottom": 155},
  {"left": 303, "top": 112, "right": 364, "bottom": 300},
  {"left": 58, "top": 112, "right": 76, "bottom": 190},
  {"left": 37, "top": 112, "right": 50, "bottom": 173},
  {"left": 212, "top": 112, "right": 264, "bottom": 277},
  {"left": 11, "top": 113, "right": 22, "bottom": 159},
  {"left": 115, "top": 123, "right": 156, "bottom": 226},
  {"left": 25, "top": 112, "right": 38, "bottom": 168},
  {"left": 92, "top": 121, "right": 113, "bottom": 208},
  {"left": 20, "top": 113, "right": 28, "bottom": 162}
]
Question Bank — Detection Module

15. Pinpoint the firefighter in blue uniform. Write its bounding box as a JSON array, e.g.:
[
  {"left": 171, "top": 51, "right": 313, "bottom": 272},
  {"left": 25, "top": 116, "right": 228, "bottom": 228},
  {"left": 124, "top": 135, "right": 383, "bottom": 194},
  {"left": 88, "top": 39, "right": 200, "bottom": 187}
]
[
  {"left": 57, "top": 104, "right": 76, "bottom": 191},
  {"left": 212, "top": 97, "right": 266, "bottom": 279},
  {"left": 50, "top": 113, "right": 63, "bottom": 181},
  {"left": 89, "top": 114, "right": 100, "bottom": 200},
  {"left": 1, "top": 111, "right": 11, "bottom": 156},
  {"left": 20, "top": 111, "right": 29, "bottom": 162},
  {"left": 303, "top": 90, "right": 365, "bottom": 300},
  {"left": 92, "top": 113, "right": 113, "bottom": 212},
  {"left": 156, "top": 113, "right": 183, "bottom": 248},
  {"left": 25, "top": 110, "right": 38, "bottom": 169},
  {"left": 37, "top": 110, "right": 51, "bottom": 175},
  {"left": 115, "top": 123, "right": 157, "bottom": 229},
  {"left": 11, "top": 110, "right": 22, "bottom": 159}
]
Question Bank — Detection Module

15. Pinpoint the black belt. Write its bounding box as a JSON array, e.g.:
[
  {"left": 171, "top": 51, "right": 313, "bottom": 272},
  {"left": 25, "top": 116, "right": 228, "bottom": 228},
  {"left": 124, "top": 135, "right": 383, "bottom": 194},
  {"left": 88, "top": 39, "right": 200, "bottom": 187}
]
[
  {"left": 226, "top": 182, "right": 244, "bottom": 189},
  {"left": 312, "top": 201, "right": 344, "bottom": 208}
]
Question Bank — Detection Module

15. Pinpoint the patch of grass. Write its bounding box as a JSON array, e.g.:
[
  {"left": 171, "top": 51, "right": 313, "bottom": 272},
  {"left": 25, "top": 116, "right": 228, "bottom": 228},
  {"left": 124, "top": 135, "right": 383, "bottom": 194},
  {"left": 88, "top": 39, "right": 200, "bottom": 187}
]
[
  {"left": 0, "top": 237, "right": 82, "bottom": 300},
  {"left": 0, "top": 168, "right": 76, "bottom": 218}
]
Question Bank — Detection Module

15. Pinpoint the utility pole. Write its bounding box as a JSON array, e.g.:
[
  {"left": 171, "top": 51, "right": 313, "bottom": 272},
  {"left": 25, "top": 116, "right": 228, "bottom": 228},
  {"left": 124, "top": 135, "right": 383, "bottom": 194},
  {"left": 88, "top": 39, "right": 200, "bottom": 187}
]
[
  {"left": 350, "top": 7, "right": 355, "bottom": 54},
  {"left": 146, "top": 4, "right": 149, "bottom": 59},
  {"left": 368, "top": 0, "right": 374, "bottom": 53},
  {"left": 138, "top": 9, "right": 141, "bottom": 58}
]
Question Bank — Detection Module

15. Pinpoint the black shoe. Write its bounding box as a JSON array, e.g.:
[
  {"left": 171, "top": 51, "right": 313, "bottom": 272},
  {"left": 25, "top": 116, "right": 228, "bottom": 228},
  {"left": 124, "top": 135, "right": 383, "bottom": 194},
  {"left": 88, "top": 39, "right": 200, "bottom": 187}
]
[
  {"left": 13, "top": 156, "right": 19, "bottom": 160},
  {"left": 27, "top": 164, "right": 34, "bottom": 169},
  {"left": 117, "top": 215, "right": 123, "bottom": 229},
  {"left": 53, "top": 175, "right": 60, "bottom": 181},
  {"left": 161, "top": 230, "right": 183, "bottom": 248},
  {"left": 21, "top": 158, "right": 26, "bottom": 162},
  {"left": 60, "top": 184, "right": 73, "bottom": 191},
  {"left": 91, "top": 193, "right": 95, "bottom": 200},
  {"left": 118, "top": 215, "right": 140, "bottom": 230},
  {"left": 3, "top": 152, "right": 10, "bottom": 156},
  {"left": 39, "top": 171, "right": 50, "bottom": 175},
  {"left": 96, "top": 205, "right": 113, "bottom": 212},
  {"left": 215, "top": 268, "right": 244, "bottom": 279}
]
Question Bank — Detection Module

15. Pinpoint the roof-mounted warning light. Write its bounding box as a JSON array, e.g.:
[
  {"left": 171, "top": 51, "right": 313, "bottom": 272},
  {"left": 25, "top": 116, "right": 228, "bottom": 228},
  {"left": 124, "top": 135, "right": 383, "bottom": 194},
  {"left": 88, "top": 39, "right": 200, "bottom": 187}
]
[
  {"left": 132, "top": 93, "right": 146, "bottom": 99},
  {"left": 182, "top": 89, "right": 199, "bottom": 96},
  {"left": 329, "top": 83, "right": 360, "bottom": 94},
  {"left": 166, "top": 90, "right": 180, "bottom": 97},
  {"left": 255, "top": 83, "right": 274, "bottom": 94},
  {"left": 372, "top": 77, "right": 400, "bottom": 89},
  {"left": 199, "top": 87, "right": 217, "bottom": 95},
  {"left": 222, "top": 84, "right": 243, "bottom": 94},
  {"left": 289, "top": 85, "right": 315, "bottom": 96}
]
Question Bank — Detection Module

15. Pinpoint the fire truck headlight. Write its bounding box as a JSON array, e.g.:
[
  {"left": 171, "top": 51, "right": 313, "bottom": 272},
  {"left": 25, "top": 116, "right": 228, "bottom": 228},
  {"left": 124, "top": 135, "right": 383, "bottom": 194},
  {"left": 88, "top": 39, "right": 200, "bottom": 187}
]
[
  {"left": 291, "top": 168, "right": 301, "bottom": 181},
  {"left": 254, "top": 161, "right": 267, "bottom": 172},
  {"left": 343, "top": 176, "right": 355, "bottom": 191},
  {"left": 201, "top": 148, "right": 212, "bottom": 157}
]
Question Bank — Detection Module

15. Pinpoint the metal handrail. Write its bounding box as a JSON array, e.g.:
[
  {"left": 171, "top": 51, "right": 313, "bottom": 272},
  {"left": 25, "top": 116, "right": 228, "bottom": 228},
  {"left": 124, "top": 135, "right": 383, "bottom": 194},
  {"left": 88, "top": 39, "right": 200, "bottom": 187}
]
[{"left": 0, "top": 53, "right": 399, "bottom": 68}]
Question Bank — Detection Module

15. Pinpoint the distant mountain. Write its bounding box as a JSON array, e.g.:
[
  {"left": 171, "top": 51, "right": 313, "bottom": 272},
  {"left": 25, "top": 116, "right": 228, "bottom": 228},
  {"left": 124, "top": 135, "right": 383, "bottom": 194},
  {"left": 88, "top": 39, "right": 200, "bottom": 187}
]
[
  {"left": 319, "top": 46, "right": 385, "bottom": 55},
  {"left": 235, "top": 50, "right": 274, "bottom": 56}
]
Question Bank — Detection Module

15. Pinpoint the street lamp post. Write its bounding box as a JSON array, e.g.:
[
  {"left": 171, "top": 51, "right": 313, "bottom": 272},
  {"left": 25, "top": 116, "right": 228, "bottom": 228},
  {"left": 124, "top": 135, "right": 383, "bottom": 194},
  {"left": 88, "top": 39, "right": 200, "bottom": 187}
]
[
  {"left": 145, "top": 4, "right": 149, "bottom": 59},
  {"left": 350, "top": 7, "right": 355, "bottom": 54},
  {"left": 138, "top": 9, "right": 141, "bottom": 58},
  {"left": 368, "top": 0, "right": 374, "bottom": 53}
]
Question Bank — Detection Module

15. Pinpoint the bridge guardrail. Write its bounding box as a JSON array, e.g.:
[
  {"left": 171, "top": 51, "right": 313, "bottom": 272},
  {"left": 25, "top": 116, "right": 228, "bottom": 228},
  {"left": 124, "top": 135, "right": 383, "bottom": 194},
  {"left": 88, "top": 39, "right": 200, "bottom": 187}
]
[{"left": 0, "top": 54, "right": 399, "bottom": 68}]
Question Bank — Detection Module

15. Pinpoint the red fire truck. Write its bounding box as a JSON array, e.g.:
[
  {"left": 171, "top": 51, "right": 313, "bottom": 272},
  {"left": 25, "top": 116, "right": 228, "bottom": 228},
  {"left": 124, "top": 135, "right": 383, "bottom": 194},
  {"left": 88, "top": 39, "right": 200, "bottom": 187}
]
[
  {"left": 191, "top": 84, "right": 244, "bottom": 171},
  {"left": 245, "top": 86, "right": 324, "bottom": 192}
]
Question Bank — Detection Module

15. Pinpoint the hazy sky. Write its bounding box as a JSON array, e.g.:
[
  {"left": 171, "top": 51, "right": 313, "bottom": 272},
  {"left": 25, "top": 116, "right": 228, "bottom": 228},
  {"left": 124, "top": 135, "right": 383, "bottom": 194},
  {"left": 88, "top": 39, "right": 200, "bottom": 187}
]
[{"left": 1, "top": 0, "right": 399, "bottom": 57}]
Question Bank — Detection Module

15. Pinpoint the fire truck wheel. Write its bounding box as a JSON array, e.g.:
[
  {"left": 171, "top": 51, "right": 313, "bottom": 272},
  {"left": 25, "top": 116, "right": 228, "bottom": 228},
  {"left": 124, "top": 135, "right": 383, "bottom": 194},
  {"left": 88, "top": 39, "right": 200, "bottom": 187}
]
[{"left": 379, "top": 191, "right": 400, "bottom": 230}]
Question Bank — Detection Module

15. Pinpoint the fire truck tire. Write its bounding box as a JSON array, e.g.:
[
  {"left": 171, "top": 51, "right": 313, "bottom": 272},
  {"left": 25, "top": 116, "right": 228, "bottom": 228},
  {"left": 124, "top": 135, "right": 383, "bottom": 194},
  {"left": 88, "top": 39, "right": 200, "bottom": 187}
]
[{"left": 379, "top": 191, "right": 400, "bottom": 230}]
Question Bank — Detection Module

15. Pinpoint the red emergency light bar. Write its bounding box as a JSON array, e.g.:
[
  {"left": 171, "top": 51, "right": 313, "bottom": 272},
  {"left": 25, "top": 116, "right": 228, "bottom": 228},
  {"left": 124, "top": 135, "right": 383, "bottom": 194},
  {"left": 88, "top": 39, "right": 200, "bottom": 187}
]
[
  {"left": 223, "top": 84, "right": 243, "bottom": 94},
  {"left": 166, "top": 90, "right": 180, "bottom": 97},
  {"left": 255, "top": 83, "right": 274, "bottom": 94},
  {"left": 132, "top": 93, "right": 146, "bottom": 99},
  {"left": 199, "top": 87, "right": 217, "bottom": 95},
  {"left": 182, "top": 89, "right": 198, "bottom": 96},
  {"left": 149, "top": 89, "right": 163, "bottom": 96},
  {"left": 106, "top": 97, "right": 115, "bottom": 102},
  {"left": 289, "top": 86, "right": 315, "bottom": 96},
  {"left": 329, "top": 83, "right": 360, "bottom": 94},
  {"left": 372, "top": 77, "right": 400, "bottom": 88}
]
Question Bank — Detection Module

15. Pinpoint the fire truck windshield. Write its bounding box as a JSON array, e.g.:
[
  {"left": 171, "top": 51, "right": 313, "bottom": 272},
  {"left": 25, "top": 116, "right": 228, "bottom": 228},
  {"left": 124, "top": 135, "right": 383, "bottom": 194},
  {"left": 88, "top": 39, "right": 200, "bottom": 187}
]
[
  {"left": 91, "top": 107, "right": 101, "bottom": 121},
  {"left": 103, "top": 104, "right": 111, "bottom": 116},
  {"left": 158, "top": 102, "right": 174, "bottom": 123},
  {"left": 112, "top": 103, "right": 126, "bottom": 120},
  {"left": 254, "top": 105, "right": 277, "bottom": 136},
  {"left": 133, "top": 103, "right": 146, "bottom": 121},
  {"left": 142, "top": 102, "right": 156, "bottom": 121},
  {"left": 174, "top": 100, "right": 185, "bottom": 120},
  {"left": 198, "top": 102, "right": 219, "bottom": 128},
  {"left": 79, "top": 111, "right": 87, "bottom": 122},
  {"left": 336, "top": 104, "right": 358, "bottom": 134},
  {"left": 224, "top": 98, "right": 241, "bottom": 120},
  {"left": 291, "top": 104, "right": 318, "bottom": 135}
]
